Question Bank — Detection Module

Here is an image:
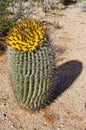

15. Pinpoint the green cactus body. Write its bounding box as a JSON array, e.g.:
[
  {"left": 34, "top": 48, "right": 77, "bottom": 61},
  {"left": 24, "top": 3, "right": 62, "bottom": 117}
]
[
  {"left": 8, "top": 43, "right": 56, "bottom": 110},
  {"left": 7, "top": 19, "right": 56, "bottom": 110}
]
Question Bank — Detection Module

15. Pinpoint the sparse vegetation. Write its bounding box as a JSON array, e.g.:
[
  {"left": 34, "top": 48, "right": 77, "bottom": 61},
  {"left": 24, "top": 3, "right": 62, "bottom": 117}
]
[
  {"left": 0, "top": 0, "right": 14, "bottom": 54},
  {"left": 0, "top": 0, "right": 13, "bottom": 14},
  {"left": 0, "top": 19, "right": 15, "bottom": 36}
]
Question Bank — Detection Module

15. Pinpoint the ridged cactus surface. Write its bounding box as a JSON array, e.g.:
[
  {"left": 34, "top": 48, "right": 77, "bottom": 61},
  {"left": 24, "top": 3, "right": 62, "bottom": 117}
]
[{"left": 7, "top": 18, "right": 56, "bottom": 110}]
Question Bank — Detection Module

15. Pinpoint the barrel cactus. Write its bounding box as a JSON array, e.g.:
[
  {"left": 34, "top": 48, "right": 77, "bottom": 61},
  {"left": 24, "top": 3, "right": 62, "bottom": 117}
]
[{"left": 7, "top": 18, "right": 56, "bottom": 110}]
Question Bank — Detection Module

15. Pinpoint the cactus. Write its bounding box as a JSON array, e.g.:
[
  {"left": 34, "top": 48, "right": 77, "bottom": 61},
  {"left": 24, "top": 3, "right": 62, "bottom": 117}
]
[{"left": 7, "top": 18, "right": 56, "bottom": 110}]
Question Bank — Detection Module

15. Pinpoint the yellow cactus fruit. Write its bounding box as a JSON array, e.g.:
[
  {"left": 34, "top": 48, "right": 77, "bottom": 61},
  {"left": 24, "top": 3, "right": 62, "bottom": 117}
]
[{"left": 7, "top": 19, "right": 46, "bottom": 52}]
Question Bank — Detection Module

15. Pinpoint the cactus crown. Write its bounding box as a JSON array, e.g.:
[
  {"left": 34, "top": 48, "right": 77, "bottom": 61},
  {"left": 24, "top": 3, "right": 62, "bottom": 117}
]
[{"left": 7, "top": 19, "right": 46, "bottom": 52}]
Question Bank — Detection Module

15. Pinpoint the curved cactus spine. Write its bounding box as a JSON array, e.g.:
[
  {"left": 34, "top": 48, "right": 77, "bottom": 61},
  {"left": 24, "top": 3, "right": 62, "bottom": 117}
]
[{"left": 7, "top": 19, "right": 56, "bottom": 110}]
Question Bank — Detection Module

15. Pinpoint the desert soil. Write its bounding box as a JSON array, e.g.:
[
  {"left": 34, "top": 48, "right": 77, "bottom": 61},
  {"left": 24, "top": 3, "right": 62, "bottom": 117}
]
[{"left": 0, "top": 4, "right": 86, "bottom": 130}]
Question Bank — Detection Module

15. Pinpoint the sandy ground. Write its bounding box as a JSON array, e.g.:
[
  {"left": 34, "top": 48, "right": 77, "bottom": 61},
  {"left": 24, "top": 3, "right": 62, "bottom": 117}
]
[{"left": 0, "top": 4, "right": 86, "bottom": 130}]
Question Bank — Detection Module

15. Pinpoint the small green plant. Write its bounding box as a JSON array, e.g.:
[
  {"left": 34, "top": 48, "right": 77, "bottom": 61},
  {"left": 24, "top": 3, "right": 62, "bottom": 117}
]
[
  {"left": 0, "top": 0, "right": 14, "bottom": 54},
  {"left": 0, "top": 18, "right": 15, "bottom": 54},
  {"left": 0, "top": 19, "right": 15, "bottom": 35}
]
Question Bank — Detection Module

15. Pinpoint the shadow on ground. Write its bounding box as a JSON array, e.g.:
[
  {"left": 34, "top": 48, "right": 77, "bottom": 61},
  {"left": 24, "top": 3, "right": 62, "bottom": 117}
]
[{"left": 46, "top": 60, "right": 83, "bottom": 105}]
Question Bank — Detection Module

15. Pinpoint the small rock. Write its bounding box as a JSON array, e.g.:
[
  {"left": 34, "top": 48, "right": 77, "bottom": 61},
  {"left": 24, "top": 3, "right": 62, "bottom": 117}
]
[
  {"left": 85, "top": 101, "right": 86, "bottom": 109},
  {"left": 3, "top": 113, "right": 7, "bottom": 117},
  {"left": 57, "top": 128, "right": 60, "bottom": 130},
  {"left": 57, "top": 3, "right": 66, "bottom": 10}
]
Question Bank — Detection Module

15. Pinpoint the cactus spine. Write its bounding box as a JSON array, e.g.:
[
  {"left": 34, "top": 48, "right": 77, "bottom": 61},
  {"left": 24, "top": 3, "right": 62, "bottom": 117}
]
[{"left": 7, "top": 18, "right": 56, "bottom": 110}]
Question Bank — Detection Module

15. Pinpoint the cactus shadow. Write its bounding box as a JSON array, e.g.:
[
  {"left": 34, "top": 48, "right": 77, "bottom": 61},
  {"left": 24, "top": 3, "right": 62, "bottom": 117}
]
[{"left": 46, "top": 60, "right": 83, "bottom": 105}]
